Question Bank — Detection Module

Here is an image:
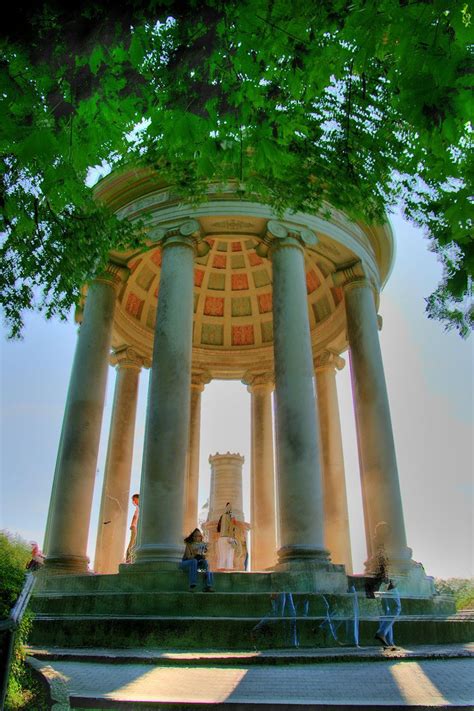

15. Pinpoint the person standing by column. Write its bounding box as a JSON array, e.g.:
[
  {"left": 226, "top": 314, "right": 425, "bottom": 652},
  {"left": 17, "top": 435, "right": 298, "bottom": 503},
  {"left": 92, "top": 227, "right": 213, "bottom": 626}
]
[{"left": 125, "top": 494, "right": 140, "bottom": 563}]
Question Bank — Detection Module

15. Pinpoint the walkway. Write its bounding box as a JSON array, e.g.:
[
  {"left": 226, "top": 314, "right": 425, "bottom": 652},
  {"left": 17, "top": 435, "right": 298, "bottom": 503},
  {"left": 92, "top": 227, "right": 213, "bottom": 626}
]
[{"left": 27, "top": 644, "right": 474, "bottom": 709}]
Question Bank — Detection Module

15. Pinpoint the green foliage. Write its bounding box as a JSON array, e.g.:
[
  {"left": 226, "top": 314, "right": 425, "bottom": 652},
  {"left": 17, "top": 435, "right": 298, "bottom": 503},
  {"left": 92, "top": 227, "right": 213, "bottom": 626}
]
[
  {"left": 435, "top": 577, "right": 474, "bottom": 610},
  {"left": 0, "top": 532, "right": 48, "bottom": 710},
  {"left": 0, "top": 531, "right": 29, "bottom": 618},
  {"left": 1, "top": 1, "right": 472, "bottom": 336}
]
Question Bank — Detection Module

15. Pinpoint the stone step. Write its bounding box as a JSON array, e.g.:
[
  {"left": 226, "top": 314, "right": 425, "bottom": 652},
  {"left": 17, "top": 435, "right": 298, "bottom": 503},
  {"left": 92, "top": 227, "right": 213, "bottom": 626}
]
[
  {"left": 29, "top": 613, "right": 474, "bottom": 650},
  {"left": 27, "top": 642, "right": 474, "bottom": 666},
  {"left": 30, "top": 589, "right": 453, "bottom": 618},
  {"left": 36, "top": 571, "right": 274, "bottom": 593}
]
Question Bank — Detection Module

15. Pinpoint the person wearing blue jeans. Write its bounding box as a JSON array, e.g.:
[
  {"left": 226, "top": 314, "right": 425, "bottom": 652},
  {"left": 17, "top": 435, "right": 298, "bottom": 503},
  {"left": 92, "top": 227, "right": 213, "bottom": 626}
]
[
  {"left": 375, "top": 581, "right": 401, "bottom": 646},
  {"left": 180, "top": 528, "right": 214, "bottom": 592}
]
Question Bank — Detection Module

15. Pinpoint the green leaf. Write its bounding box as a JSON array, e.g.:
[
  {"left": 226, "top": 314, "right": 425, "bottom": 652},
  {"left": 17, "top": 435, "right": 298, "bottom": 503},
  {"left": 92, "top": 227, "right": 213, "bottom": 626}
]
[{"left": 89, "top": 46, "right": 105, "bottom": 75}]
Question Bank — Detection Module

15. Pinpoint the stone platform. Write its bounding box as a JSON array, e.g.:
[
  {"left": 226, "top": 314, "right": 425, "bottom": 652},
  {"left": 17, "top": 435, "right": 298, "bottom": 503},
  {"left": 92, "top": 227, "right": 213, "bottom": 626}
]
[{"left": 29, "top": 571, "right": 472, "bottom": 651}]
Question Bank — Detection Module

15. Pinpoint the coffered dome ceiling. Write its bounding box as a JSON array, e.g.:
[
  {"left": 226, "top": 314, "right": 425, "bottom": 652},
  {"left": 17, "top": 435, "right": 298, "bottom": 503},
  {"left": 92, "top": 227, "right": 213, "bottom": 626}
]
[{"left": 95, "top": 169, "right": 394, "bottom": 378}]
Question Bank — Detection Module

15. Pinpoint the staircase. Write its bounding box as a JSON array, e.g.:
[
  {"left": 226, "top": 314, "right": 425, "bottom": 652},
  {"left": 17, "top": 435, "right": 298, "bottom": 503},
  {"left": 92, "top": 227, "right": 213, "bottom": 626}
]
[{"left": 29, "top": 570, "right": 472, "bottom": 650}]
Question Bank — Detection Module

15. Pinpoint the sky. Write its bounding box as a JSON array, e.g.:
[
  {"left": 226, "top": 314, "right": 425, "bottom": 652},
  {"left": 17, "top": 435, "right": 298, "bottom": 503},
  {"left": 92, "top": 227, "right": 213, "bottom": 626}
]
[{"left": 0, "top": 211, "right": 472, "bottom": 580}]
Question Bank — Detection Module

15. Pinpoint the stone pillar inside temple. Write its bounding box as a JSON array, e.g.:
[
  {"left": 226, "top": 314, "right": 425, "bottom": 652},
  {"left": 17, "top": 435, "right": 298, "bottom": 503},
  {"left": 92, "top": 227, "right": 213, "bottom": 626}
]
[
  {"left": 203, "top": 453, "right": 250, "bottom": 571},
  {"left": 242, "top": 371, "right": 277, "bottom": 571},
  {"left": 335, "top": 263, "right": 412, "bottom": 573},
  {"left": 94, "top": 347, "right": 144, "bottom": 574},
  {"left": 133, "top": 220, "right": 210, "bottom": 569},
  {"left": 183, "top": 369, "right": 211, "bottom": 536},
  {"left": 314, "top": 351, "right": 353, "bottom": 573},
  {"left": 43, "top": 265, "right": 125, "bottom": 573},
  {"left": 262, "top": 221, "right": 330, "bottom": 569}
]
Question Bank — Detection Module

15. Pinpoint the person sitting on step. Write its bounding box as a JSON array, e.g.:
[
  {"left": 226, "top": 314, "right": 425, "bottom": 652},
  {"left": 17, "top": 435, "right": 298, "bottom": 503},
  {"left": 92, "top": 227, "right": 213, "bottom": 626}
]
[{"left": 180, "top": 528, "right": 214, "bottom": 592}]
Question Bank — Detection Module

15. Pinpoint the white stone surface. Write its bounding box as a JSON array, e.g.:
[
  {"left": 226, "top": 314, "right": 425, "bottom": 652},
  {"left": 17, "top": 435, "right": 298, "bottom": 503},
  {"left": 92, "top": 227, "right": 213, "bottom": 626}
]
[{"left": 44, "top": 277, "right": 118, "bottom": 573}]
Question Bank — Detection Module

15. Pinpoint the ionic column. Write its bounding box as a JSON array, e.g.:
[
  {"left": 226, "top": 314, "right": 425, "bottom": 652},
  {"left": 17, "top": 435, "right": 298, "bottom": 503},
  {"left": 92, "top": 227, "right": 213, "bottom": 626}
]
[
  {"left": 314, "top": 351, "right": 353, "bottom": 573},
  {"left": 335, "top": 263, "right": 412, "bottom": 571},
  {"left": 183, "top": 369, "right": 211, "bottom": 535},
  {"left": 44, "top": 265, "right": 125, "bottom": 573},
  {"left": 242, "top": 371, "right": 277, "bottom": 570},
  {"left": 134, "top": 220, "right": 209, "bottom": 567},
  {"left": 94, "top": 347, "right": 145, "bottom": 574},
  {"left": 260, "top": 221, "right": 329, "bottom": 567}
]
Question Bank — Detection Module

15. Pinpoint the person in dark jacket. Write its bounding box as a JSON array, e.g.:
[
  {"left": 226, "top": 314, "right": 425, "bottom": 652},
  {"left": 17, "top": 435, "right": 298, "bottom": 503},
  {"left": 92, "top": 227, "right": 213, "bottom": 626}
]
[{"left": 180, "top": 528, "right": 214, "bottom": 592}]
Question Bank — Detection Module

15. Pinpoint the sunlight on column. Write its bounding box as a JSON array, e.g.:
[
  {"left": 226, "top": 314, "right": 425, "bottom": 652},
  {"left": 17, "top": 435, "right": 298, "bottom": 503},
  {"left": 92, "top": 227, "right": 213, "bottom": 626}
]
[{"left": 390, "top": 662, "right": 448, "bottom": 705}]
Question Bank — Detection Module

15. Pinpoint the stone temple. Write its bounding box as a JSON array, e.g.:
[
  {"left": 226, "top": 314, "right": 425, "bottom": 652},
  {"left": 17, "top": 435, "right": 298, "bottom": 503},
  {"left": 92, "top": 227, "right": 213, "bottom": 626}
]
[
  {"left": 30, "top": 166, "right": 472, "bottom": 653},
  {"left": 43, "top": 167, "right": 426, "bottom": 589}
]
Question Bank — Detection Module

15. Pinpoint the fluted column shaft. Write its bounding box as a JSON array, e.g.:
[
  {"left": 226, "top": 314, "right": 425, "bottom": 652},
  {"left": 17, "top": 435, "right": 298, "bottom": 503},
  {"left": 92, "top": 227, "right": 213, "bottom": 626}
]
[
  {"left": 268, "top": 223, "right": 328, "bottom": 566},
  {"left": 342, "top": 271, "right": 411, "bottom": 569},
  {"left": 44, "top": 271, "right": 121, "bottom": 573},
  {"left": 94, "top": 349, "right": 142, "bottom": 574},
  {"left": 315, "top": 353, "right": 353, "bottom": 573},
  {"left": 245, "top": 374, "right": 277, "bottom": 570},
  {"left": 183, "top": 372, "right": 210, "bottom": 535},
  {"left": 134, "top": 222, "right": 203, "bottom": 566}
]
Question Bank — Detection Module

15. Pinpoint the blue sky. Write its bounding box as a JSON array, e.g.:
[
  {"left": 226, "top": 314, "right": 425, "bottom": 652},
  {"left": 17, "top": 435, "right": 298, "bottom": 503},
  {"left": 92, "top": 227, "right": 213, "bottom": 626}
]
[{"left": 0, "top": 211, "right": 472, "bottom": 579}]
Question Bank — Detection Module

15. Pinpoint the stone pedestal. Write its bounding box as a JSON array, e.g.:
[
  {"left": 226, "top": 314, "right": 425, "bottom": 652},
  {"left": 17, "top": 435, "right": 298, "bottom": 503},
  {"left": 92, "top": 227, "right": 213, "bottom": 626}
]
[
  {"left": 94, "top": 348, "right": 143, "bottom": 574},
  {"left": 43, "top": 267, "right": 124, "bottom": 573},
  {"left": 315, "top": 352, "right": 353, "bottom": 573}
]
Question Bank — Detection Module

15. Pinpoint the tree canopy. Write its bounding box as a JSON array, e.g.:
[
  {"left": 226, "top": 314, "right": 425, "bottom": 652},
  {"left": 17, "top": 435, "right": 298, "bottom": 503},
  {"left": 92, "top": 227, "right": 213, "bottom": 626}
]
[{"left": 1, "top": 0, "right": 472, "bottom": 337}]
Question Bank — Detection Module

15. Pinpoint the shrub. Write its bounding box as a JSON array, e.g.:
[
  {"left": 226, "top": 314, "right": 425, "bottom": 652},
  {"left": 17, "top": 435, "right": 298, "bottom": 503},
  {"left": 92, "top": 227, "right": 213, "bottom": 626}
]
[
  {"left": 435, "top": 578, "right": 474, "bottom": 611},
  {"left": 0, "top": 531, "right": 30, "bottom": 618},
  {"left": 0, "top": 531, "right": 49, "bottom": 710}
]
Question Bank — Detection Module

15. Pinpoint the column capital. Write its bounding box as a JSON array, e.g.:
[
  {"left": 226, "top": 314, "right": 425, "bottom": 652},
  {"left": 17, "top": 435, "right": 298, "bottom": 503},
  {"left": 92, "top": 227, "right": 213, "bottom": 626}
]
[
  {"left": 314, "top": 350, "right": 346, "bottom": 373},
  {"left": 332, "top": 261, "right": 377, "bottom": 294},
  {"left": 110, "top": 346, "right": 148, "bottom": 370},
  {"left": 147, "top": 219, "right": 210, "bottom": 257},
  {"left": 94, "top": 262, "right": 130, "bottom": 292},
  {"left": 191, "top": 369, "right": 212, "bottom": 391},
  {"left": 242, "top": 370, "right": 274, "bottom": 392},
  {"left": 256, "top": 220, "right": 318, "bottom": 258}
]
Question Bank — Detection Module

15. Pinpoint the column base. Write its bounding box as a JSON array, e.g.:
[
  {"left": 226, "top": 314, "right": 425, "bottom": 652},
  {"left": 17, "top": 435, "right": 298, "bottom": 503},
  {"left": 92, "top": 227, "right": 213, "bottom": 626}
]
[
  {"left": 272, "top": 545, "right": 347, "bottom": 592},
  {"left": 277, "top": 544, "right": 331, "bottom": 566},
  {"left": 274, "top": 564, "right": 348, "bottom": 593},
  {"left": 43, "top": 555, "right": 90, "bottom": 575},
  {"left": 133, "top": 543, "right": 184, "bottom": 567}
]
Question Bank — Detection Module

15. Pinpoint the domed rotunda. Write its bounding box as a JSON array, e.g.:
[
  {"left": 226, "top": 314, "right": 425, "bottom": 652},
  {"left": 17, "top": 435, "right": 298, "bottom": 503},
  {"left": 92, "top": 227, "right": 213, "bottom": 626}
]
[{"left": 42, "top": 166, "right": 418, "bottom": 593}]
